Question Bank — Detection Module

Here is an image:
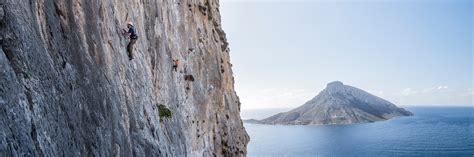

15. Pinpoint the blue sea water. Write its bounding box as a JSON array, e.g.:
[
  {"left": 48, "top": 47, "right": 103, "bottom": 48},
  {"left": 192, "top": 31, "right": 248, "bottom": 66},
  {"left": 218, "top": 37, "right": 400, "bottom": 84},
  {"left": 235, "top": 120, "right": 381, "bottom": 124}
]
[{"left": 244, "top": 107, "right": 474, "bottom": 157}]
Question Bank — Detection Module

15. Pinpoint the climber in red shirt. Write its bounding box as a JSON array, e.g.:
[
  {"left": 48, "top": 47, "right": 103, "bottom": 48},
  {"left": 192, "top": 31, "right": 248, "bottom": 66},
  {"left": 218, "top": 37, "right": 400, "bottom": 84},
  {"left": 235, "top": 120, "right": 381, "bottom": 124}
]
[{"left": 172, "top": 59, "right": 179, "bottom": 72}]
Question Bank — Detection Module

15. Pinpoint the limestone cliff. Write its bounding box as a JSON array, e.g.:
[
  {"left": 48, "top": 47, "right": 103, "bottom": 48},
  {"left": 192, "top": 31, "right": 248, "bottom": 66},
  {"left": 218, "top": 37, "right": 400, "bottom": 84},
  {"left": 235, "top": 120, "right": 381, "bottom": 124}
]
[{"left": 0, "top": 0, "right": 249, "bottom": 156}]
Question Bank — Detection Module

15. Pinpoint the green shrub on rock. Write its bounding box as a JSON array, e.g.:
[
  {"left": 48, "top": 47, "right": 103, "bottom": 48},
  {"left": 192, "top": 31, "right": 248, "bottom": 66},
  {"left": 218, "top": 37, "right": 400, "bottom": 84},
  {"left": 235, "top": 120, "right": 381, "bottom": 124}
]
[{"left": 158, "top": 104, "right": 172, "bottom": 122}]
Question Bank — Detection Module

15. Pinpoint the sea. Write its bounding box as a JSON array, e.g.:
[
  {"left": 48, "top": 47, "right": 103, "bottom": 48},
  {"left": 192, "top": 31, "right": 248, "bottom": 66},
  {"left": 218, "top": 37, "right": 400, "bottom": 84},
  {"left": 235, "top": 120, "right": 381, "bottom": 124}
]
[{"left": 242, "top": 106, "right": 474, "bottom": 157}]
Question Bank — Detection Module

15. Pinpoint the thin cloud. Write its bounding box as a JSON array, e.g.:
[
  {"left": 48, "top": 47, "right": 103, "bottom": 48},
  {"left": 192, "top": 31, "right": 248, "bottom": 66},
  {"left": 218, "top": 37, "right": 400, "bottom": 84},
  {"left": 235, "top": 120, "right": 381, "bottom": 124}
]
[
  {"left": 401, "top": 88, "right": 419, "bottom": 96},
  {"left": 238, "top": 88, "right": 319, "bottom": 109},
  {"left": 421, "top": 85, "right": 449, "bottom": 94},
  {"left": 437, "top": 86, "right": 448, "bottom": 90}
]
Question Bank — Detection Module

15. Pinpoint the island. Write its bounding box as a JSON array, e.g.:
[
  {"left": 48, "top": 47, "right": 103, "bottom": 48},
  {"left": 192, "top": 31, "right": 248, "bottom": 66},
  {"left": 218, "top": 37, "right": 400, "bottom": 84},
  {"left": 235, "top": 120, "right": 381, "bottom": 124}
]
[{"left": 253, "top": 81, "right": 413, "bottom": 125}]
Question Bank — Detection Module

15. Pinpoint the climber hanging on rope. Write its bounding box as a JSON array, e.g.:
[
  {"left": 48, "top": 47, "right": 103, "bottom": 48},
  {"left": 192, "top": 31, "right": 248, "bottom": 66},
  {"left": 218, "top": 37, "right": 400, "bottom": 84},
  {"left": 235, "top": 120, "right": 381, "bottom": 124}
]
[
  {"left": 122, "top": 22, "right": 138, "bottom": 60},
  {"left": 172, "top": 59, "right": 179, "bottom": 72}
]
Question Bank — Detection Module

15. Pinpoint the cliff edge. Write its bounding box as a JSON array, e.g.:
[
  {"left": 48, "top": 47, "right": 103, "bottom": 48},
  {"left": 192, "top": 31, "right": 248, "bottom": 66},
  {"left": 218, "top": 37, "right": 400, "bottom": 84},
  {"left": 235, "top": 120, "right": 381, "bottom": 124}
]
[{"left": 0, "top": 0, "right": 248, "bottom": 156}]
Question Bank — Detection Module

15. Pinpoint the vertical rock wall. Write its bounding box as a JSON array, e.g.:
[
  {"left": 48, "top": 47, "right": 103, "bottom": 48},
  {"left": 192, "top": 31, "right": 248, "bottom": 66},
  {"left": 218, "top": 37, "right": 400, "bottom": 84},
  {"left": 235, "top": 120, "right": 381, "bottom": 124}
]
[{"left": 0, "top": 0, "right": 249, "bottom": 156}]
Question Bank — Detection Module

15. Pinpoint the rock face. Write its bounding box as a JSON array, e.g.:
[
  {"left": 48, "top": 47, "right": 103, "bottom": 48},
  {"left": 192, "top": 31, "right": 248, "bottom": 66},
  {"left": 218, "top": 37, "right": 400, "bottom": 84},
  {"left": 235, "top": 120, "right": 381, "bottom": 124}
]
[
  {"left": 0, "top": 0, "right": 248, "bottom": 156},
  {"left": 261, "top": 81, "right": 413, "bottom": 125}
]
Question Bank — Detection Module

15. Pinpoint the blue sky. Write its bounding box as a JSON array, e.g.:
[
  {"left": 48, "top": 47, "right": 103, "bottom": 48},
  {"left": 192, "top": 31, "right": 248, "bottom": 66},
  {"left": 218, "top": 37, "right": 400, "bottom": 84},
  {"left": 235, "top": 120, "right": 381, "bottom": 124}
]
[{"left": 220, "top": 0, "right": 473, "bottom": 109}]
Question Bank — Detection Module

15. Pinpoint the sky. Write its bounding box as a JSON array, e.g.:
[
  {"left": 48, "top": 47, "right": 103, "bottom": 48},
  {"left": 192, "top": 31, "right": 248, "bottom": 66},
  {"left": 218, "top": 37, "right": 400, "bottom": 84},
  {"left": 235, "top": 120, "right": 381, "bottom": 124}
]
[{"left": 220, "top": 0, "right": 473, "bottom": 109}]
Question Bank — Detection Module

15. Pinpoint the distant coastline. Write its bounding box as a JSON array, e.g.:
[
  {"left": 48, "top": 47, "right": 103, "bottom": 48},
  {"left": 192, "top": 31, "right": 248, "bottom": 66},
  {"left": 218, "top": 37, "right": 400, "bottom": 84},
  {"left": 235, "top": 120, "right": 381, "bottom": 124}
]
[{"left": 242, "top": 106, "right": 474, "bottom": 123}]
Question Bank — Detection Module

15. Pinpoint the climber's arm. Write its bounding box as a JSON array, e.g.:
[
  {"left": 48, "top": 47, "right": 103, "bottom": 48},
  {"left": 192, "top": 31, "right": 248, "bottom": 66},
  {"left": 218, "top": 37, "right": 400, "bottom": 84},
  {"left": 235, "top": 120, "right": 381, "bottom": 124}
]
[{"left": 122, "top": 29, "right": 131, "bottom": 36}]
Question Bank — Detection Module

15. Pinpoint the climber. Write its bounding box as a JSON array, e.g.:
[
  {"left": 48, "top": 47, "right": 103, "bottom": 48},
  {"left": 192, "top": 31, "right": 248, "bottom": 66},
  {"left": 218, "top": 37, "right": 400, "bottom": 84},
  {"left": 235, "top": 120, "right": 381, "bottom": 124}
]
[
  {"left": 172, "top": 59, "right": 179, "bottom": 72},
  {"left": 122, "top": 22, "right": 138, "bottom": 60}
]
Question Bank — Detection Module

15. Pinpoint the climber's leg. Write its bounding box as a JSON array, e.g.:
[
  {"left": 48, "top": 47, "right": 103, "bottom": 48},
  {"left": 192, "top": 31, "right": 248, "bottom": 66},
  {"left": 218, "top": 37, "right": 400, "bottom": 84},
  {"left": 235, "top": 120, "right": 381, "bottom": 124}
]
[
  {"left": 173, "top": 65, "right": 177, "bottom": 72},
  {"left": 127, "top": 38, "right": 137, "bottom": 60}
]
